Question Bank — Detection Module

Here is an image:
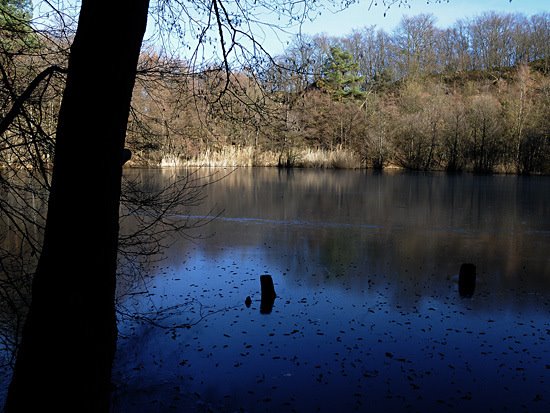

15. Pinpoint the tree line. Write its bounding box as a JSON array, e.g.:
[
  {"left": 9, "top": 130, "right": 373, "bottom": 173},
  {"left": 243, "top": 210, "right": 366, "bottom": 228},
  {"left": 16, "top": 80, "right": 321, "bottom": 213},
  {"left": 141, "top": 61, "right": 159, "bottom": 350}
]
[
  {"left": 125, "top": 11, "right": 549, "bottom": 174},
  {"left": 1, "top": 7, "right": 548, "bottom": 174}
]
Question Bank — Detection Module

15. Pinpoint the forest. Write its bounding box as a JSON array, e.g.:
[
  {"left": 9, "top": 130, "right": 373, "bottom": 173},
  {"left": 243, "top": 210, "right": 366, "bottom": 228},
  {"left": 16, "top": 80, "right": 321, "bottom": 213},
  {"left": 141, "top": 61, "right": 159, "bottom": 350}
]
[
  {"left": 126, "top": 11, "right": 550, "bottom": 175},
  {"left": 1, "top": 4, "right": 549, "bottom": 174}
]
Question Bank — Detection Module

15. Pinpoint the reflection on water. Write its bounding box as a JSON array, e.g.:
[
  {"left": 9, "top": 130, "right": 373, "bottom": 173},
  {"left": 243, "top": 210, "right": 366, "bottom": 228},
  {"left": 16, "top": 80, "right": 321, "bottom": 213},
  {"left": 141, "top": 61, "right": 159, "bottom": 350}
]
[{"left": 112, "top": 168, "right": 550, "bottom": 413}]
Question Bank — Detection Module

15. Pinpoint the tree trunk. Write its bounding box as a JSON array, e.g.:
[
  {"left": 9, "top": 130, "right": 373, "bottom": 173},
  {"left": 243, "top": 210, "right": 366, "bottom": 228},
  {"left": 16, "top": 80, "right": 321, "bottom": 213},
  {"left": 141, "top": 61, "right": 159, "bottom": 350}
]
[{"left": 5, "top": 1, "right": 150, "bottom": 412}]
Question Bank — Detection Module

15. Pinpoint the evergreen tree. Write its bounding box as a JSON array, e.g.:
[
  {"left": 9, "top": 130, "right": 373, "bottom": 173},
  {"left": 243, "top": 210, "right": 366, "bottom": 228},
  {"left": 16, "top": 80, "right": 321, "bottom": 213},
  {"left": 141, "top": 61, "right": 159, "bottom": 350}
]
[
  {"left": 0, "top": 0, "right": 34, "bottom": 52},
  {"left": 318, "top": 46, "right": 365, "bottom": 100}
]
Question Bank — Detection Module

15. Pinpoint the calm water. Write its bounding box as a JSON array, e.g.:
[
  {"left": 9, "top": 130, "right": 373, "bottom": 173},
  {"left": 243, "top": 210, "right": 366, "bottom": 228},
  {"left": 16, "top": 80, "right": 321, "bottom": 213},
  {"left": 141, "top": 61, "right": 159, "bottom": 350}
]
[{"left": 115, "top": 169, "right": 548, "bottom": 412}]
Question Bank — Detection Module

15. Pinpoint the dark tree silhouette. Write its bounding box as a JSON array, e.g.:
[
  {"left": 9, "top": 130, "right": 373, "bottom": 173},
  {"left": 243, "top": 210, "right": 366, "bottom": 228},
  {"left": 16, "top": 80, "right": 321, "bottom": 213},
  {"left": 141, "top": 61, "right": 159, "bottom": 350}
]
[{"left": 5, "top": 0, "right": 150, "bottom": 411}]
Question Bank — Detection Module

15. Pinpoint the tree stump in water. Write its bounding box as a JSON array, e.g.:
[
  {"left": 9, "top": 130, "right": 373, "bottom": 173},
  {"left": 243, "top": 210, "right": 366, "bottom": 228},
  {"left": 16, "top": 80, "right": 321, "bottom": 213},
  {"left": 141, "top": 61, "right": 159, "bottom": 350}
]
[
  {"left": 458, "top": 263, "right": 476, "bottom": 298},
  {"left": 260, "top": 274, "right": 276, "bottom": 314}
]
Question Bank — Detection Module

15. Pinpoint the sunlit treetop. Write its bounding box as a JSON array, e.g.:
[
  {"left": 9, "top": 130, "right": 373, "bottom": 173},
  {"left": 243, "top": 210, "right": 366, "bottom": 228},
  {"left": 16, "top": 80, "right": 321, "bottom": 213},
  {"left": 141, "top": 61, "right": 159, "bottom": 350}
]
[
  {"left": 0, "top": 0, "right": 32, "bottom": 24},
  {"left": 0, "top": 0, "right": 34, "bottom": 52},
  {"left": 146, "top": 0, "right": 433, "bottom": 68},
  {"left": 318, "top": 46, "right": 365, "bottom": 100}
]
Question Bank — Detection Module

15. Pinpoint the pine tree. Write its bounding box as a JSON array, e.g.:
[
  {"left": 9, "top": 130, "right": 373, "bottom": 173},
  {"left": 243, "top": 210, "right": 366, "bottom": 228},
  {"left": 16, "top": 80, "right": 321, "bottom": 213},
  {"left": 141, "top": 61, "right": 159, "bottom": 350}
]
[
  {"left": 318, "top": 46, "right": 365, "bottom": 100},
  {"left": 0, "top": 0, "right": 34, "bottom": 52}
]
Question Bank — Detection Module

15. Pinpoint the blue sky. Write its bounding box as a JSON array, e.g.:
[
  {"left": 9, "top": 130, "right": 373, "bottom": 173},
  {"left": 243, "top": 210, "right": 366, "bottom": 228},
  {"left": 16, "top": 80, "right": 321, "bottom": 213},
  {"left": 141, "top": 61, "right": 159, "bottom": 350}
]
[
  {"left": 264, "top": 0, "right": 549, "bottom": 54},
  {"left": 30, "top": 0, "right": 546, "bottom": 60},
  {"left": 300, "top": 0, "right": 548, "bottom": 35}
]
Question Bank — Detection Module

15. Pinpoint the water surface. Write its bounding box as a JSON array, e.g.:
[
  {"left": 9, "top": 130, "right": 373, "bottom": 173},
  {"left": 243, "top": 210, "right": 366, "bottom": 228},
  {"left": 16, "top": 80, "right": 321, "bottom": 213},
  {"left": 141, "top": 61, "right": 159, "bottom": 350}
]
[{"left": 113, "top": 168, "right": 550, "bottom": 412}]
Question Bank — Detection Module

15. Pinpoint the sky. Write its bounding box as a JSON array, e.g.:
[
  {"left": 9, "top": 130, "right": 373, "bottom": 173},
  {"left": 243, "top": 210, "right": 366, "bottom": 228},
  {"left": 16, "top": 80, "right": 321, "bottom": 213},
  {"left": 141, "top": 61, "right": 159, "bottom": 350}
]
[
  {"left": 264, "top": 0, "right": 549, "bottom": 55},
  {"left": 301, "top": 0, "right": 548, "bottom": 34},
  {"left": 28, "top": 0, "right": 549, "bottom": 60}
]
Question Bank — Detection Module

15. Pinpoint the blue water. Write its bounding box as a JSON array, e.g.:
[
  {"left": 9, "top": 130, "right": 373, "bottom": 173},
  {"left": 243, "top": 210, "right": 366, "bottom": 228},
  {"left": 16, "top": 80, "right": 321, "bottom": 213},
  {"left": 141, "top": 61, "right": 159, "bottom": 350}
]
[{"left": 108, "top": 168, "right": 550, "bottom": 412}]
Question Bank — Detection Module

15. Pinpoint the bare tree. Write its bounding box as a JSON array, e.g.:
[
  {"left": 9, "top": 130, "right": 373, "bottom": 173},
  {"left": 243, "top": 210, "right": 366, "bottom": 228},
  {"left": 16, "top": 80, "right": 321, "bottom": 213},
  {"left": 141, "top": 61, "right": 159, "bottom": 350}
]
[
  {"left": 466, "top": 93, "right": 505, "bottom": 173},
  {"left": 392, "top": 13, "right": 439, "bottom": 78}
]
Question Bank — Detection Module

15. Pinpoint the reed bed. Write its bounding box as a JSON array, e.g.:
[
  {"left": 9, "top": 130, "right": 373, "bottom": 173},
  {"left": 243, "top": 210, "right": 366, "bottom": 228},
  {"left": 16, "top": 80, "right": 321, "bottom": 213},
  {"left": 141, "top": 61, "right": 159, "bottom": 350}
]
[{"left": 158, "top": 146, "right": 362, "bottom": 169}]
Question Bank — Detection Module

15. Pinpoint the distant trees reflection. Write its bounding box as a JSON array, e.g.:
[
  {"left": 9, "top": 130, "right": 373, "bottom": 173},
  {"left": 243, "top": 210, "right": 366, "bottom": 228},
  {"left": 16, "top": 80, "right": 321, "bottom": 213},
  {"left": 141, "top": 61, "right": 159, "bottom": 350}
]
[{"left": 124, "top": 169, "right": 550, "bottom": 312}]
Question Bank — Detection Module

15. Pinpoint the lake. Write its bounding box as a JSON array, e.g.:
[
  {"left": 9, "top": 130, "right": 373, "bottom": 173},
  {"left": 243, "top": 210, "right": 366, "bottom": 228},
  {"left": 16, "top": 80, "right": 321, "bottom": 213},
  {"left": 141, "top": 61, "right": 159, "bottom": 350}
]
[{"left": 12, "top": 168, "right": 550, "bottom": 412}]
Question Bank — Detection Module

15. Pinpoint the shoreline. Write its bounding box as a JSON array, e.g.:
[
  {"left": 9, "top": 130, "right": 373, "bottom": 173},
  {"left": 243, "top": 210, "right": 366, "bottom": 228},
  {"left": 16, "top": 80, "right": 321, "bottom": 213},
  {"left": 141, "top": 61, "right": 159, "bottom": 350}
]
[{"left": 124, "top": 146, "right": 547, "bottom": 176}]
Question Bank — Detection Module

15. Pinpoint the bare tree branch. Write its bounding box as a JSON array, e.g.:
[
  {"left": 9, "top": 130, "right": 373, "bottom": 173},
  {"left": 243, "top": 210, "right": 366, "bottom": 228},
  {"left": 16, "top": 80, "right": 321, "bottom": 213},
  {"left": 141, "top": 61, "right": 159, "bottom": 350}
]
[{"left": 0, "top": 64, "right": 66, "bottom": 137}]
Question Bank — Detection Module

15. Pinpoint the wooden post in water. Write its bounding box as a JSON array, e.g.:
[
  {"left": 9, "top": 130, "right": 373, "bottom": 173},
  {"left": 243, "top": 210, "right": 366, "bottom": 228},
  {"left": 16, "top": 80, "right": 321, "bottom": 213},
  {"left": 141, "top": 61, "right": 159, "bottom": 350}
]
[
  {"left": 260, "top": 274, "right": 276, "bottom": 314},
  {"left": 458, "top": 263, "right": 476, "bottom": 298}
]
